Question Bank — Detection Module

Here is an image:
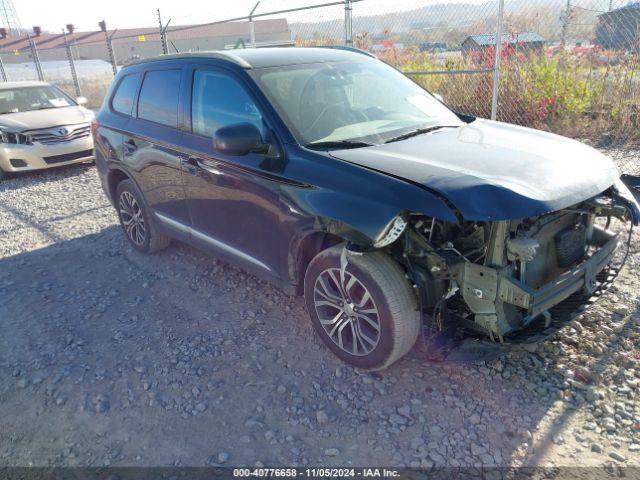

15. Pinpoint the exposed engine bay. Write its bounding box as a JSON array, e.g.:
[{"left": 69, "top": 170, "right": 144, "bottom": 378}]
[{"left": 373, "top": 186, "right": 636, "bottom": 360}]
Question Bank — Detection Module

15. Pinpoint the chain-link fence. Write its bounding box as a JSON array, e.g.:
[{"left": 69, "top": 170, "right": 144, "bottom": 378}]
[{"left": 1, "top": 0, "right": 639, "bottom": 172}]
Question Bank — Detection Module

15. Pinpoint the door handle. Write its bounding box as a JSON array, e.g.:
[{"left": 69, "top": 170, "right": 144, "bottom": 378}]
[
  {"left": 123, "top": 139, "right": 137, "bottom": 154},
  {"left": 195, "top": 159, "right": 223, "bottom": 176},
  {"left": 181, "top": 157, "right": 223, "bottom": 177},
  {"left": 180, "top": 156, "right": 199, "bottom": 175}
]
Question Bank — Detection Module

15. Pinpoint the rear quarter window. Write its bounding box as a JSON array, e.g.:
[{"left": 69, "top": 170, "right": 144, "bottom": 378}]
[{"left": 111, "top": 73, "right": 141, "bottom": 116}]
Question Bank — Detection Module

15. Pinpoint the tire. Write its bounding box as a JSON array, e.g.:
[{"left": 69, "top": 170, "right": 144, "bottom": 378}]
[
  {"left": 115, "top": 179, "right": 171, "bottom": 254},
  {"left": 304, "top": 244, "right": 420, "bottom": 370},
  {"left": 0, "top": 167, "right": 8, "bottom": 181}
]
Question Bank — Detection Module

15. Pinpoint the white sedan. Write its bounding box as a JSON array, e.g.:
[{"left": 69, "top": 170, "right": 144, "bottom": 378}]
[{"left": 0, "top": 81, "right": 95, "bottom": 180}]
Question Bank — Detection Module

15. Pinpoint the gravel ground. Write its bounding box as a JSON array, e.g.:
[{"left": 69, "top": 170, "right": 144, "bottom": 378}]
[{"left": 0, "top": 161, "right": 639, "bottom": 472}]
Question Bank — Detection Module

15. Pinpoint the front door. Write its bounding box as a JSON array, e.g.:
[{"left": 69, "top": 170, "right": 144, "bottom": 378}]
[{"left": 181, "top": 66, "right": 285, "bottom": 278}]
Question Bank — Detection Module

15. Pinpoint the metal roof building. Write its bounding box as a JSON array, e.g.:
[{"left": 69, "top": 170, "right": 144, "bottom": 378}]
[
  {"left": 596, "top": 2, "right": 640, "bottom": 50},
  {"left": 0, "top": 19, "right": 291, "bottom": 64}
]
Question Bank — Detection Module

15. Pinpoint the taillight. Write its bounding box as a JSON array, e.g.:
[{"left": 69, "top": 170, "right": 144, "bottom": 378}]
[{"left": 91, "top": 119, "right": 100, "bottom": 136}]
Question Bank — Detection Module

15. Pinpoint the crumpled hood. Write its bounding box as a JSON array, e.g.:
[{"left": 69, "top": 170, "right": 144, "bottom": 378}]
[
  {"left": 0, "top": 106, "right": 94, "bottom": 132},
  {"left": 330, "top": 119, "right": 620, "bottom": 221}
]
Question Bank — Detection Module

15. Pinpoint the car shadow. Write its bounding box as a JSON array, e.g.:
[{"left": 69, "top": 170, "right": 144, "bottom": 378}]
[{"left": 0, "top": 225, "right": 637, "bottom": 468}]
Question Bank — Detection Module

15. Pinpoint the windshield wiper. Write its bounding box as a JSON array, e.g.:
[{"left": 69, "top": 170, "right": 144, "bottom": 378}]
[
  {"left": 305, "top": 140, "right": 373, "bottom": 150},
  {"left": 384, "top": 125, "right": 458, "bottom": 144}
]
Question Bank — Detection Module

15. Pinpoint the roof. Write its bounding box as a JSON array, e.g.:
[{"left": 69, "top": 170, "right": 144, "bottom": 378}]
[
  {"left": 464, "top": 32, "right": 545, "bottom": 46},
  {"left": 598, "top": 1, "right": 640, "bottom": 17},
  {"left": 0, "top": 81, "right": 50, "bottom": 90},
  {"left": 0, "top": 18, "right": 289, "bottom": 53},
  {"left": 127, "top": 47, "right": 376, "bottom": 70}
]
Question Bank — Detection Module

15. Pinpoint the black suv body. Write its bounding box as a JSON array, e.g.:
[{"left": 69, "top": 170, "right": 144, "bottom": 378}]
[{"left": 93, "top": 47, "right": 640, "bottom": 369}]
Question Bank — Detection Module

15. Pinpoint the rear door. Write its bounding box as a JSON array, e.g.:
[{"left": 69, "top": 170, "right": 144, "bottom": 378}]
[
  {"left": 95, "top": 72, "right": 140, "bottom": 180},
  {"left": 122, "top": 66, "right": 190, "bottom": 240},
  {"left": 180, "top": 65, "right": 286, "bottom": 278}
]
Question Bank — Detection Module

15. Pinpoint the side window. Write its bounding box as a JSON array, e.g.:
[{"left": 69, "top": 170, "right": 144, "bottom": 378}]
[
  {"left": 137, "top": 69, "right": 181, "bottom": 128},
  {"left": 191, "top": 70, "right": 263, "bottom": 137},
  {"left": 111, "top": 73, "right": 141, "bottom": 116}
]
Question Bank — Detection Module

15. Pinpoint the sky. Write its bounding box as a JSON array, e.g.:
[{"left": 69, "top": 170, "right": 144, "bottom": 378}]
[{"left": 14, "top": 0, "right": 453, "bottom": 33}]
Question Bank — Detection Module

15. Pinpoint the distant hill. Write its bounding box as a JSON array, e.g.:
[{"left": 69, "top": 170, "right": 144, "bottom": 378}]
[{"left": 290, "top": 0, "right": 607, "bottom": 46}]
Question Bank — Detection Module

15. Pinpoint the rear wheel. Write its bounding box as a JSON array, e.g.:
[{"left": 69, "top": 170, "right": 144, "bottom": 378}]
[
  {"left": 304, "top": 245, "right": 420, "bottom": 370},
  {"left": 115, "top": 179, "right": 170, "bottom": 253}
]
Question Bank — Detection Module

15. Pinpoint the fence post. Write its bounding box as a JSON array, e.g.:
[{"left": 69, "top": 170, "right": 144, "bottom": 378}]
[
  {"left": 27, "top": 34, "right": 45, "bottom": 81},
  {"left": 158, "top": 9, "right": 168, "bottom": 55},
  {"left": 560, "top": 0, "right": 571, "bottom": 48},
  {"left": 490, "top": 0, "right": 505, "bottom": 121},
  {"left": 100, "top": 20, "right": 118, "bottom": 76},
  {"left": 249, "top": 2, "right": 260, "bottom": 47},
  {"left": 344, "top": 0, "right": 353, "bottom": 46},
  {"left": 0, "top": 53, "right": 7, "bottom": 82},
  {"left": 63, "top": 30, "right": 81, "bottom": 97}
]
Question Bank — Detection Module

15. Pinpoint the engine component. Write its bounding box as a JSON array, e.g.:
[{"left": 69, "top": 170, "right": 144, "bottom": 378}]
[
  {"left": 555, "top": 223, "right": 586, "bottom": 268},
  {"left": 373, "top": 216, "right": 407, "bottom": 248},
  {"left": 506, "top": 236, "right": 539, "bottom": 262}
]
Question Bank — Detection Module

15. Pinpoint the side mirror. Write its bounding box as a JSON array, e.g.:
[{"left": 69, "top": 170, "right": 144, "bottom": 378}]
[
  {"left": 213, "top": 123, "right": 265, "bottom": 156},
  {"left": 432, "top": 93, "right": 444, "bottom": 103},
  {"left": 76, "top": 96, "right": 88, "bottom": 105}
]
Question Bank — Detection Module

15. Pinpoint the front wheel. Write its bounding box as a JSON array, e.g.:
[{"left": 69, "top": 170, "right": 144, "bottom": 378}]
[{"left": 304, "top": 245, "right": 420, "bottom": 370}]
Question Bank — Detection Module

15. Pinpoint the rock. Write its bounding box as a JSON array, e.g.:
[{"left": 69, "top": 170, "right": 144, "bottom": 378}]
[
  {"left": 410, "top": 437, "right": 424, "bottom": 450},
  {"left": 17, "top": 378, "right": 28, "bottom": 388},
  {"left": 389, "top": 413, "right": 407, "bottom": 425},
  {"left": 469, "top": 413, "right": 481, "bottom": 425},
  {"left": 316, "top": 410, "right": 329, "bottom": 425},
  {"left": 471, "top": 443, "right": 484, "bottom": 456},
  {"left": 591, "top": 443, "right": 604, "bottom": 453},
  {"left": 195, "top": 402, "right": 207, "bottom": 412},
  {"left": 612, "top": 305, "right": 629, "bottom": 316},
  {"left": 397, "top": 405, "right": 411, "bottom": 417},
  {"left": 325, "top": 448, "right": 339, "bottom": 457},
  {"left": 94, "top": 395, "right": 110, "bottom": 413},
  {"left": 217, "top": 452, "right": 229, "bottom": 463},
  {"left": 429, "top": 452, "right": 445, "bottom": 464},
  {"left": 609, "top": 451, "right": 626, "bottom": 462}
]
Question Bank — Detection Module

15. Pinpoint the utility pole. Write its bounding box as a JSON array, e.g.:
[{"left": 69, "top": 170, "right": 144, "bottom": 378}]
[{"left": 249, "top": 1, "right": 259, "bottom": 47}]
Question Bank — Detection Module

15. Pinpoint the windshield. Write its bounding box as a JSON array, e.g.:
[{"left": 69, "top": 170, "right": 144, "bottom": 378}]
[
  {"left": 0, "top": 85, "right": 76, "bottom": 114},
  {"left": 251, "top": 60, "right": 463, "bottom": 147}
]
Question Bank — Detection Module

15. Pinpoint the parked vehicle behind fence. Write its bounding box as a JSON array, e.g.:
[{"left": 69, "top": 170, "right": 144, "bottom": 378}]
[
  {"left": 92, "top": 47, "right": 640, "bottom": 370},
  {"left": 0, "top": 81, "right": 94, "bottom": 180}
]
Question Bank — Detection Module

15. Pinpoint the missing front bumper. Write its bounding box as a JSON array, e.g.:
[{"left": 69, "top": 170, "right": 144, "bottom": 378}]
[
  {"left": 425, "top": 226, "right": 622, "bottom": 363},
  {"left": 440, "top": 263, "right": 620, "bottom": 363}
]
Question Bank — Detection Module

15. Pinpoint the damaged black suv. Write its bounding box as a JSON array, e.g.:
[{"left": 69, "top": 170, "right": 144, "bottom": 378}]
[{"left": 93, "top": 47, "right": 640, "bottom": 370}]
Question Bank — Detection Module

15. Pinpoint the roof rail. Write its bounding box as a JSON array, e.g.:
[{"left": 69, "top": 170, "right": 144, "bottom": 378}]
[
  {"left": 316, "top": 45, "right": 376, "bottom": 59},
  {"left": 126, "top": 51, "right": 252, "bottom": 69}
]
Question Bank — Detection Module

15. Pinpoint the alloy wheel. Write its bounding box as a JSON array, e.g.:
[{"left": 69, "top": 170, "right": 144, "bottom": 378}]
[
  {"left": 313, "top": 267, "right": 381, "bottom": 356},
  {"left": 119, "top": 191, "right": 147, "bottom": 246}
]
